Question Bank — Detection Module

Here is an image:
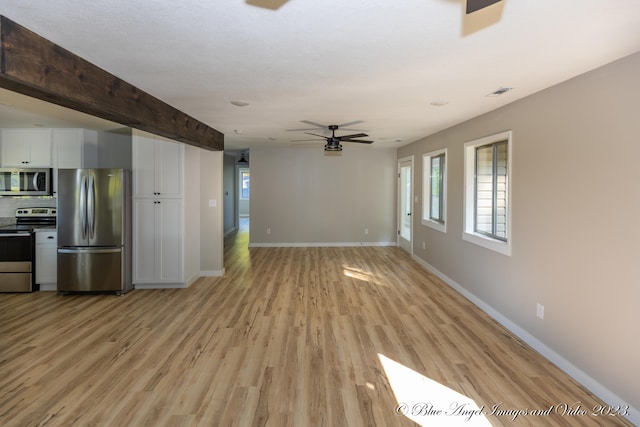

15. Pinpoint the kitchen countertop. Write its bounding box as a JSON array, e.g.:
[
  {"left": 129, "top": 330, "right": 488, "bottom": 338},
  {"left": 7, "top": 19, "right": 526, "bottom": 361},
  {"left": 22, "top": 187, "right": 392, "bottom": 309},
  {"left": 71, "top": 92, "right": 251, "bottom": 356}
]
[{"left": 0, "top": 217, "right": 15, "bottom": 226}]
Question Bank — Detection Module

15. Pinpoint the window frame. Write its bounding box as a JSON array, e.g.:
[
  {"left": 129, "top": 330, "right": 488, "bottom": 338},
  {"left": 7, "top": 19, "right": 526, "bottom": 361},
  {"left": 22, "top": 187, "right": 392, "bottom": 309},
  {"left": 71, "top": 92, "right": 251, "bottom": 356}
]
[
  {"left": 463, "top": 131, "right": 512, "bottom": 256},
  {"left": 422, "top": 148, "right": 447, "bottom": 233},
  {"left": 239, "top": 168, "right": 250, "bottom": 200}
]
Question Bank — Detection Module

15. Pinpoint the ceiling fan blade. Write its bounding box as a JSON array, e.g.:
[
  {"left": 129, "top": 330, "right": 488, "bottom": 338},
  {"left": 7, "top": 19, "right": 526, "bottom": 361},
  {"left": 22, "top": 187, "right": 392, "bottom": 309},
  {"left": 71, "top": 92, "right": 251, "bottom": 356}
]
[
  {"left": 304, "top": 132, "right": 328, "bottom": 139},
  {"left": 344, "top": 140, "right": 373, "bottom": 144},
  {"left": 287, "top": 127, "right": 323, "bottom": 132},
  {"left": 336, "top": 133, "right": 368, "bottom": 140},
  {"left": 466, "top": 0, "right": 501, "bottom": 14},
  {"left": 337, "top": 120, "right": 364, "bottom": 128},
  {"left": 301, "top": 120, "right": 328, "bottom": 129}
]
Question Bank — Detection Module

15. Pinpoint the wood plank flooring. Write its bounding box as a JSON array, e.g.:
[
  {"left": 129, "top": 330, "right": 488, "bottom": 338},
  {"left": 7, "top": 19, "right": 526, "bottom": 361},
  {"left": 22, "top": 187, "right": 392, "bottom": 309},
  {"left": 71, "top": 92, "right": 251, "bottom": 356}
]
[{"left": 0, "top": 225, "right": 633, "bottom": 426}]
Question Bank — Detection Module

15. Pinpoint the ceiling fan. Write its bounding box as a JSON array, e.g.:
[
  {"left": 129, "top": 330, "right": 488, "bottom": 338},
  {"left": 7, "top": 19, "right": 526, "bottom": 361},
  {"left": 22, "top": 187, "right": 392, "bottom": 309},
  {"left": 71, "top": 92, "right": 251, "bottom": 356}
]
[{"left": 295, "top": 124, "right": 373, "bottom": 152}]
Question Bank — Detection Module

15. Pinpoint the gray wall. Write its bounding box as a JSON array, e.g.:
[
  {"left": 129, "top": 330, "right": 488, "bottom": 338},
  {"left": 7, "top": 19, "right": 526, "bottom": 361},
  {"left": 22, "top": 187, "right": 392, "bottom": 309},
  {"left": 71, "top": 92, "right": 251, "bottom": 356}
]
[
  {"left": 200, "top": 150, "right": 225, "bottom": 276},
  {"left": 398, "top": 52, "right": 640, "bottom": 418},
  {"left": 97, "top": 128, "right": 132, "bottom": 169},
  {"left": 250, "top": 145, "right": 397, "bottom": 245}
]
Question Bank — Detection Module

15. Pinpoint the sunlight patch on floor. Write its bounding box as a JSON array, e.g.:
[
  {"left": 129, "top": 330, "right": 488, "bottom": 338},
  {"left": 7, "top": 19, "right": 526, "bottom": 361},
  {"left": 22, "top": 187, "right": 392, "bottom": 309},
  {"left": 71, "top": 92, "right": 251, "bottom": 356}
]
[
  {"left": 342, "top": 265, "right": 387, "bottom": 287},
  {"left": 378, "top": 354, "right": 492, "bottom": 426}
]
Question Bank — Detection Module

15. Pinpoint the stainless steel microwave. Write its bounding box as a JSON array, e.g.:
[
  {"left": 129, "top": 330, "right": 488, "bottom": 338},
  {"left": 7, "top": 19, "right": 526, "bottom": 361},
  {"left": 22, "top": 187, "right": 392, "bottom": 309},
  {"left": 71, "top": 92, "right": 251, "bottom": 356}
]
[{"left": 0, "top": 168, "right": 52, "bottom": 196}]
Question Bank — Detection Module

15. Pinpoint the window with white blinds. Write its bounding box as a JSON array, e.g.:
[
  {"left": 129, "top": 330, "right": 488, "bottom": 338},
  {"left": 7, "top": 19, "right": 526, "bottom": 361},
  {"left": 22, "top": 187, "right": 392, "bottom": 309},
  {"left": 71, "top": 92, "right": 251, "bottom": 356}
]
[
  {"left": 463, "top": 131, "right": 512, "bottom": 256},
  {"left": 475, "top": 141, "right": 508, "bottom": 241}
]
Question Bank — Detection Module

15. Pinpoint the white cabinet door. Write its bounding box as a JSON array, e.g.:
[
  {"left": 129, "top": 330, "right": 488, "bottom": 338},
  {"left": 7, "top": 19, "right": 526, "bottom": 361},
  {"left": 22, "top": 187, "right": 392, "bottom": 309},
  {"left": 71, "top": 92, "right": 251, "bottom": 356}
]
[
  {"left": 157, "top": 198, "right": 183, "bottom": 282},
  {"left": 132, "top": 134, "right": 157, "bottom": 197},
  {"left": 28, "top": 129, "right": 54, "bottom": 166},
  {"left": 132, "top": 133, "right": 183, "bottom": 198},
  {"left": 1, "top": 129, "right": 27, "bottom": 165},
  {"left": 132, "top": 198, "right": 157, "bottom": 283},
  {"left": 35, "top": 231, "right": 58, "bottom": 286},
  {"left": 1, "top": 129, "right": 52, "bottom": 167},
  {"left": 132, "top": 198, "right": 183, "bottom": 284},
  {"left": 156, "top": 140, "right": 183, "bottom": 198}
]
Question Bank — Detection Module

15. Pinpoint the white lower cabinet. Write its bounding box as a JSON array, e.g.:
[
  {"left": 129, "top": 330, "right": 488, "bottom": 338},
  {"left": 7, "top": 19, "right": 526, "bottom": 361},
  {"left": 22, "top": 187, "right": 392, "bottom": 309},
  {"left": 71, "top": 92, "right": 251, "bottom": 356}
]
[
  {"left": 132, "top": 198, "right": 183, "bottom": 285},
  {"left": 35, "top": 230, "right": 57, "bottom": 290}
]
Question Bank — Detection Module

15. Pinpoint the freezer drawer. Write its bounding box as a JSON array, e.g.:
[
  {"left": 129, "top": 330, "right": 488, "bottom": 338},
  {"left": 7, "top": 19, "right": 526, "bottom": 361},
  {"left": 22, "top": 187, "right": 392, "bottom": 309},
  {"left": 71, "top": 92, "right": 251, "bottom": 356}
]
[{"left": 57, "top": 248, "right": 124, "bottom": 293}]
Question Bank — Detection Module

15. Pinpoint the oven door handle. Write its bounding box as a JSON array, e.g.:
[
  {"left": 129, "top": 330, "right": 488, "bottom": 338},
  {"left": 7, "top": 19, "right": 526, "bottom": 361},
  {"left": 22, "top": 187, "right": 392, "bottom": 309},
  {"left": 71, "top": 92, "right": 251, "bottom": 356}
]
[{"left": 0, "top": 233, "right": 31, "bottom": 237}]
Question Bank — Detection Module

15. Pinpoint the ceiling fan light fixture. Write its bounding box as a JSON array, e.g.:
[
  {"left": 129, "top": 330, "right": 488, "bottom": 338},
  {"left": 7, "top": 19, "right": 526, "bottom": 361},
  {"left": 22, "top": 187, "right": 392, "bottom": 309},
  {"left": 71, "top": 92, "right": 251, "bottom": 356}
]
[
  {"left": 230, "top": 100, "right": 250, "bottom": 107},
  {"left": 324, "top": 144, "right": 342, "bottom": 152},
  {"left": 237, "top": 154, "right": 248, "bottom": 164}
]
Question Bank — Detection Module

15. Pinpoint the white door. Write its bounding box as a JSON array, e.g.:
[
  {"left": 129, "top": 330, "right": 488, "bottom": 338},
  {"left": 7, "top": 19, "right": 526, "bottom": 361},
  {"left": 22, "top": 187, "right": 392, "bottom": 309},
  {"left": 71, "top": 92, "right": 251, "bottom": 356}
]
[{"left": 398, "top": 157, "right": 413, "bottom": 254}]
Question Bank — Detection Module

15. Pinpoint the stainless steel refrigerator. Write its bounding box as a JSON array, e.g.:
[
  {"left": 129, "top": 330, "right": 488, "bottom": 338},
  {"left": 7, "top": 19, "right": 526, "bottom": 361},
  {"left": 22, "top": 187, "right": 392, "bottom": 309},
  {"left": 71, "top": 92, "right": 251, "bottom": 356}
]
[{"left": 57, "top": 168, "right": 133, "bottom": 294}]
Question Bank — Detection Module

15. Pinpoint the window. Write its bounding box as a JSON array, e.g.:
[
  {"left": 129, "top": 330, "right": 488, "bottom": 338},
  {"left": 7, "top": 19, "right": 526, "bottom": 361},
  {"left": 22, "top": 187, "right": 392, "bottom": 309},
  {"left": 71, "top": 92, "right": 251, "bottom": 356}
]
[
  {"left": 422, "top": 149, "right": 447, "bottom": 232},
  {"left": 463, "top": 131, "right": 512, "bottom": 256},
  {"left": 240, "top": 169, "right": 250, "bottom": 200}
]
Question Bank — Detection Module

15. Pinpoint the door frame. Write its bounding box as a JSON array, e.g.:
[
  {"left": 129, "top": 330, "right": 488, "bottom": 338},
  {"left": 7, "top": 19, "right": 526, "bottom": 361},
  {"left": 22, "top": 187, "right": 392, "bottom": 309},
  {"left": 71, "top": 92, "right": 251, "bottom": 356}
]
[{"left": 397, "top": 155, "right": 414, "bottom": 254}]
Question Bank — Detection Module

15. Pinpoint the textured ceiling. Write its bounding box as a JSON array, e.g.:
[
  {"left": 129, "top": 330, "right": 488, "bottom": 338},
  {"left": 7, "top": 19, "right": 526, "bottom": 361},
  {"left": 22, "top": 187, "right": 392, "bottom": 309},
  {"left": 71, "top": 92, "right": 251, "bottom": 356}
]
[{"left": 0, "top": 0, "right": 639, "bottom": 153}]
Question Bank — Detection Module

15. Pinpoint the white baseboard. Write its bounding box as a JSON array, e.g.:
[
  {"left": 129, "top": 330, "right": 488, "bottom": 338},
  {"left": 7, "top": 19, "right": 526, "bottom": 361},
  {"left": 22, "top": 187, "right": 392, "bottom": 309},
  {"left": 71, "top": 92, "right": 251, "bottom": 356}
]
[
  {"left": 38, "top": 284, "right": 57, "bottom": 291},
  {"left": 200, "top": 269, "right": 225, "bottom": 277},
  {"left": 248, "top": 241, "right": 397, "bottom": 248},
  {"left": 411, "top": 254, "right": 639, "bottom": 426},
  {"left": 134, "top": 282, "right": 189, "bottom": 289}
]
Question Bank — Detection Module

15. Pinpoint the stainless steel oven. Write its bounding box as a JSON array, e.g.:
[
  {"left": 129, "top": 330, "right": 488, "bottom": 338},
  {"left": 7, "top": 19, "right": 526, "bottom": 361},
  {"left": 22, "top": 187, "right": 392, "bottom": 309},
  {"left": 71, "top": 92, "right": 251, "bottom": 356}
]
[
  {"left": 0, "top": 208, "right": 56, "bottom": 292},
  {"left": 0, "top": 232, "right": 34, "bottom": 292}
]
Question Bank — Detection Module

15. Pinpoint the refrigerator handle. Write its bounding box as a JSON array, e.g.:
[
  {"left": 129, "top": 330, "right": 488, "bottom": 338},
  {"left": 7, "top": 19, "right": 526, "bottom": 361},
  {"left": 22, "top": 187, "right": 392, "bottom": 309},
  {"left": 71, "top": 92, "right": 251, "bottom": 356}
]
[
  {"left": 80, "top": 174, "right": 88, "bottom": 239},
  {"left": 88, "top": 174, "right": 96, "bottom": 239}
]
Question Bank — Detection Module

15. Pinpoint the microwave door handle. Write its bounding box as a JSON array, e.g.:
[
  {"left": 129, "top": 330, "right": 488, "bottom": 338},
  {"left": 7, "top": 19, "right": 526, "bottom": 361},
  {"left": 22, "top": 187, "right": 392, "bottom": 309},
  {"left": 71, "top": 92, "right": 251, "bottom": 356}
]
[
  {"left": 88, "top": 174, "right": 96, "bottom": 239},
  {"left": 80, "top": 175, "right": 88, "bottom": 239}
]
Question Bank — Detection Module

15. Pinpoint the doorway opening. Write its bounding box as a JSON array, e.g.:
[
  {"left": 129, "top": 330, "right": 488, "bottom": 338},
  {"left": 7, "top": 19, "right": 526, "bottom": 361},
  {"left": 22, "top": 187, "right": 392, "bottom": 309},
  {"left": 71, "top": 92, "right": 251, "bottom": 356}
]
[{"left": 238, "top": 166, "right": 250, "bottom": 233}]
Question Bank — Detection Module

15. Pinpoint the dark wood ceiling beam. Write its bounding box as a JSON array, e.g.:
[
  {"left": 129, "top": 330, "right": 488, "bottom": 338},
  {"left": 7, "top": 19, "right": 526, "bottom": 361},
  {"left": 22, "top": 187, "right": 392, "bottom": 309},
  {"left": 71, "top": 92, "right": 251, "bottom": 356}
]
[{"left": 0, "top": 15, "right": 223, "bottom": 151}]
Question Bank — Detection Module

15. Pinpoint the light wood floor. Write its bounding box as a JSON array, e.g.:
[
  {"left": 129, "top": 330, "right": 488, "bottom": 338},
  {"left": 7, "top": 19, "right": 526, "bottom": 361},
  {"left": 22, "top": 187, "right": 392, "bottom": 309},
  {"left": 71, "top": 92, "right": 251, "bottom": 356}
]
[{"left": 0, "top": 224, "right": 633, "bottom": 426}]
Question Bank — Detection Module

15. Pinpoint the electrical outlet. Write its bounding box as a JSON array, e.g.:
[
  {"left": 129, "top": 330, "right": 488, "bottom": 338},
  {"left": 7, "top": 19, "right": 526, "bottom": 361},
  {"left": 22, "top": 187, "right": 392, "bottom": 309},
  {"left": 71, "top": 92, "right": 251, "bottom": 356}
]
[
  {"left": 266, "top": 228, "right": 271, "bottom": 235},
  {"left": 364, "top": 228, "right": 369, "bottom": 235},
  {"left": 422, "top": 241, "right": 426, "bottom": 250},
  {"left": 536, "top": 303, "right": 544, "bottom": 319}
]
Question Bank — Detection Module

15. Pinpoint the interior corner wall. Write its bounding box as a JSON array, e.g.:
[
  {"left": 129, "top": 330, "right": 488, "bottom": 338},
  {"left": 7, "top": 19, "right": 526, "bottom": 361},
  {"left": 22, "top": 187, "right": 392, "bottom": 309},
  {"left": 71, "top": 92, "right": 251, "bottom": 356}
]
[
  {"left": 250, "top": 145, "right": 397, "bottom": 246},
  {"left": 398, "top": 52, "right": 640, "bottom": 418},
  {"left": 200, "top": 149, "right": 224, "bottom": 275}
]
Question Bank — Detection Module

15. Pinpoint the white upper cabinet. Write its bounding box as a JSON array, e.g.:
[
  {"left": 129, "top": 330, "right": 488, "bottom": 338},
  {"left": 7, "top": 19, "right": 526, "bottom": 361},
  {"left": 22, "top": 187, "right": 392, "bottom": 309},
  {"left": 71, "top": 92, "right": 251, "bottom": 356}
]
[
  {"left": 132, "top": 131, "right": 183, "bottom": 198},
  {"left": 1, "top": 128, "right": 53, "bottom": 167},
  {"left": 53, "top": 128, "right": 98, "bottom": 169}
]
